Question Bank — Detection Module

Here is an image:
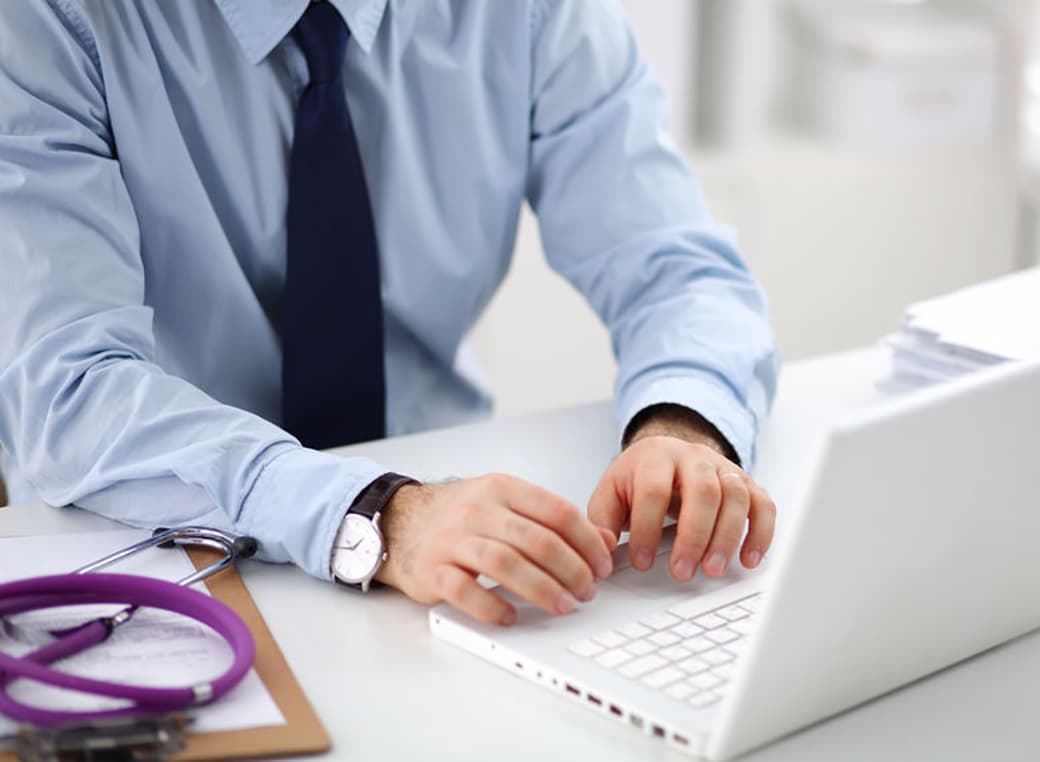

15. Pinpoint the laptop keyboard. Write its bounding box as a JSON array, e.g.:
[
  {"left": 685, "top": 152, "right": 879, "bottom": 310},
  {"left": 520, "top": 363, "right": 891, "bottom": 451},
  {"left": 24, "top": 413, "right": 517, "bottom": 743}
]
[{"left": 568, "top": 592, "right": 761, "bottom": 709}]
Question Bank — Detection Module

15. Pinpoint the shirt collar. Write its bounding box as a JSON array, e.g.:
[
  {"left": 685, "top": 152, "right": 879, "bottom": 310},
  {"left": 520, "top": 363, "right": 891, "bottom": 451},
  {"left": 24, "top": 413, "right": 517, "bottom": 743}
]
[{"left": 214, "top": 0, "right": 388, "bottom": 65}]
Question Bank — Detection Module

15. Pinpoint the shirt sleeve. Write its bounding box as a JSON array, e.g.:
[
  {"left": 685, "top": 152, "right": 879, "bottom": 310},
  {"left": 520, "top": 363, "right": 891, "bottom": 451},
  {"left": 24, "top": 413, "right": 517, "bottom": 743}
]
[
  {"left": 0, "top": 2, "right": 386, "bottom": 579},
  {"left": 525, "top": 0, "right": 780, "bottom": 468}
]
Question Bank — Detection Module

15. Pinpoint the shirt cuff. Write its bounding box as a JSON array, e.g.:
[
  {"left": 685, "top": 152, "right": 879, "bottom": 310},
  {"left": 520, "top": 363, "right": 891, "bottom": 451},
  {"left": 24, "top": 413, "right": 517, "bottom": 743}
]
[
  {"left": 238, "top": 445, "right": 388, "bottom": 580},
  {"left": 616, "top": 373, "right": 761, "bottom": 470}
]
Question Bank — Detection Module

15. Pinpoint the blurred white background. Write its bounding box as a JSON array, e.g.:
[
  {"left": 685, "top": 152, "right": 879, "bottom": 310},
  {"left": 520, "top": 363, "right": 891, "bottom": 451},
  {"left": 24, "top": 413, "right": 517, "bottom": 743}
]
[{"left": 471, "top": 0, "right": 1039, "bottom": 418}]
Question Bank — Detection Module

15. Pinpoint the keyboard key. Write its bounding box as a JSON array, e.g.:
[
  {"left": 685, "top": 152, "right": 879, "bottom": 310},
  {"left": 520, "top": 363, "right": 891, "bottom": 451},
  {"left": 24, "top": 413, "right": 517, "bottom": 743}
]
[
  {"left": 639, "top": 612, "right": 681, "bottom": 630},
  {"left": 682, "top": 636, "right": 716, "bottom": 653},
  {"left": 701, "top": 649, "right": 734, "bottom": 666},
  {"left": 641, "top": 666, "right": 684, "bottom": 689},
  {"left": 665, "top": 682, "right": 696, "bottom": 701},
  {"left": 647, "top": 630, "right": 681, "bottom": 647},
  {"left": 667, "top": 598, "right": 709, "bottom": 619},
  {"left": 688, "top": 692, "right": 720, "bottom": 708},
  {"left": 595, "top": 648, "right": 632, "bottom": 669},
  {"left": 689, "top": 672, "right": 723, "bottom": 691},
  {"left": 568, "top": 640, "right": 604, "bottom": 658},
  {"left": 619, "top": 654, "right": 668, "bottom": 678},
  {"left": 625, "top": 639, "right": 657, "bottom": 657},
  {"left": 741, "top": 595, "right": 763, "bottom": 612},
  {"left": 729, "top": 618, "right": 754, "bottom": 636},
  {"left": 713, "top": 663, "right": 735, "bottom": 680},
  {"left": 704, "top": 628, "right": 739, "bottom": 645},
  {"left": 677, "top": 656, "right": 710, "bottom": 674},
  {"left": 671, "top": 621, "right": 704, "bottom": 638},
  {"left": 693, "top": 613, "right": 727, "bottom": 630},
  {"left": 717, "top": 604, "right": 750, "bottom": 622},
  {"left": 727, "top": 639, "right": 749, "bottom": 656},
  {"left": 659, "top": 645, "right": 692, "bottom": 662},
  {"left": 592, "top": 630, "right": 628, "bottom": 649},
  {"left": 617, "top": 622, "right": 652, "bottom": 640}
]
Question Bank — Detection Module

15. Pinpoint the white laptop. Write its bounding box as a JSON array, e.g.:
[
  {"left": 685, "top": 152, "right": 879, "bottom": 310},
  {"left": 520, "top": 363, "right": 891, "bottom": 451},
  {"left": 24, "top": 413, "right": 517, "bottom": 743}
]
[{"left": 430, "top": 359, "right": 1040, "bottom": 759}]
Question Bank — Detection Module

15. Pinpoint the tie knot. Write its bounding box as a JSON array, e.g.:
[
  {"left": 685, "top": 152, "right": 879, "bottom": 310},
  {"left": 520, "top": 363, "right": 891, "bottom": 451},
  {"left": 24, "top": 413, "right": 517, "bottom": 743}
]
[{"left": 293, "top": 2, "right": 350, "bottom": 84}]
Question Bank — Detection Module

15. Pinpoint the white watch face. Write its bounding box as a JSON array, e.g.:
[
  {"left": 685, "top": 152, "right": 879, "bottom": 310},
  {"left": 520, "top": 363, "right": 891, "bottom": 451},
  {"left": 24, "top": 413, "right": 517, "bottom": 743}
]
[{"left": 332, "top": 514, "right": 384, "bottom": 584}]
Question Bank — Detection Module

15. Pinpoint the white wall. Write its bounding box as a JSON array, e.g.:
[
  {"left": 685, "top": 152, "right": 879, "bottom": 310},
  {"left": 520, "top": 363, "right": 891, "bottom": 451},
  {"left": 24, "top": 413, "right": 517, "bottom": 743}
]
[{"left": 470, "top": 0, "right": 1032, "bottom": 418}]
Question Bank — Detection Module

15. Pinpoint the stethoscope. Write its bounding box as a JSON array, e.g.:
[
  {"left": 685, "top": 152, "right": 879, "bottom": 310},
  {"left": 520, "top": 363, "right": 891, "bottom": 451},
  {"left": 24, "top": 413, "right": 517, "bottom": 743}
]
[{"left": 0, "top": 527, "right": 258, "bottom": 727}]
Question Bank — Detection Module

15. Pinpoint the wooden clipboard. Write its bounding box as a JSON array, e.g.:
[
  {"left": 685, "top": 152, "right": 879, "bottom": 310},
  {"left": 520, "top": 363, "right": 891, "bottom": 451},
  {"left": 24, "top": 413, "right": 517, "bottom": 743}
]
[
  {"left": 1, "top": 547, "right": 330, "bottom": 761},
  {"left": 174, "top": 547, "right": 330, "bottom": 760}
]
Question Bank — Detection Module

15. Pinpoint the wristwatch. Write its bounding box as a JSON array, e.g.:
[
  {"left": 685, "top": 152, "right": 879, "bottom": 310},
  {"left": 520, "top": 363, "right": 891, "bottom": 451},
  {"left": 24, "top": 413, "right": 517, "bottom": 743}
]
[{"left": 330, "top": 472, "right": 416, "bottom": 592}]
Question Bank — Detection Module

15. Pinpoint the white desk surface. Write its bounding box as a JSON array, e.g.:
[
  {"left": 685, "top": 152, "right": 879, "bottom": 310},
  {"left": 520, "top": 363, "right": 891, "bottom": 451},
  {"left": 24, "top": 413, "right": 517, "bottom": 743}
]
[{"left": 2, "top": 347, "right": 1036, "bottom": 761}]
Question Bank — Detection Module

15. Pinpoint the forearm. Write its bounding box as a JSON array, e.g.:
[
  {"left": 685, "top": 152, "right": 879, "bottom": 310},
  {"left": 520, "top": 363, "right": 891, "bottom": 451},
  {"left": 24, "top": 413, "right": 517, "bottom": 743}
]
[
  {"left": 0, "top": 335, "right": 387, "bottom": 576},
  {"left": 524, "top": 0, "right": 778, "bottom": 469}
]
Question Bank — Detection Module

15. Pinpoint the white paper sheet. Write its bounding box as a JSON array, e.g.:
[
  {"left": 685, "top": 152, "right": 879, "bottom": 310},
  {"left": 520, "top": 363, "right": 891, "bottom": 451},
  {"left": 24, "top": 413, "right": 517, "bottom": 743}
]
[
  {"left": 904, "top": 266, "right": 1040, "bottom": 362},
  {"left": 0, "top": 528, "right": 285, "bottom": 738},
  {"left": 885, "top": 266, "right": 1040, "bottom": 388}
]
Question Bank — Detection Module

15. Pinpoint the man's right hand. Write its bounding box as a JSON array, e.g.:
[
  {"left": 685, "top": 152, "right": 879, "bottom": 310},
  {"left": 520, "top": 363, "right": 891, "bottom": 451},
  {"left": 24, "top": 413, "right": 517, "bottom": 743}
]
[{"left": 374, "top": 474, "right": 615, "bottom": 626}]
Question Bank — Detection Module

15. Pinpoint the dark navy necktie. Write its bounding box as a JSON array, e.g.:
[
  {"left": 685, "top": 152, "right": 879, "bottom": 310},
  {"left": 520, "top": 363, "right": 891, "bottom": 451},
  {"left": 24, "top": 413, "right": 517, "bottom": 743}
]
[{"left": 282, "top": 2, "right": 386, "bottom": 449}]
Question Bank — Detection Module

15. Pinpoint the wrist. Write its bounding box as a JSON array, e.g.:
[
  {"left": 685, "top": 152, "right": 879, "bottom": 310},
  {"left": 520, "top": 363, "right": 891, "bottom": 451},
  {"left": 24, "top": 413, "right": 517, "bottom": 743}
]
[
  {"left": 372, "top": 482, "right": 430, "bottom": 589},
  {"left": 330, "top": 472, "right": 418, "bottom": 591},
  {"left": 623, "top": 403, "right": 740, "bottom": 466}
]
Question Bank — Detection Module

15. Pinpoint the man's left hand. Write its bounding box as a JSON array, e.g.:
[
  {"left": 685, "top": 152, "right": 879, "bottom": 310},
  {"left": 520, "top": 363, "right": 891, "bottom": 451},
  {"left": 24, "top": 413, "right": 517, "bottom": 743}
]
[{"left": 588, "top": 410, "right": 775, "bottom": 582}]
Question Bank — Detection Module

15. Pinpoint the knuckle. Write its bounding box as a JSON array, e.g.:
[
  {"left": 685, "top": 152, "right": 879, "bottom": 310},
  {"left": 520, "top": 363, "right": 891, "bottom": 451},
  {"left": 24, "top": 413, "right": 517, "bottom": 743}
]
[
  {"left": 691, "top": 478, "right": 721, "bottom": 506},
  {"left": 485, "top": 545, "right": 518, "bottom": 576},
  {"left": 690, "top": 442, "right": 716, "bottom": 458},
  {"left": 471, "top": 597, "right": 504, "bottom": 624},
  {"left": 504, "top": 516, "right": 531, "bottom": 540},
  {"left": 456, "top": 500, "right": 480, "bottom": 522},
  {"left": 439, "top": 569, "right": 470, "bottom": 601},
  {"left": 569, "top": 565, "right": 594, "bottom": 593},
  {"left": 714, "top": 522, "right": 746, "bottom": 549},
  {"left": 562, "top": 506, "right": 586, "bottom": 536},
  {"left": 638, "top": 479, "right": 672, "bottom": 506},
  {"left": 693, "top": 457, "right": 717, "bottom": 474},
  {"left": 759, "top": 495, "right": 778, "bottom": 517},
  {"left": 530, "top": 530, "right": 560, "bottom": 561},
  {"left": 481, "top": 472, "right": 511, "bottom": 492},
  {"left": 534, "top": 579, "right": 561, "bottom": 608},
  {"left": 679, "top": 528, "right": 712, "bottom": 554},
  {"left": 546, "top": 498, "right": 579, "bottom": 530},
  {"left": 725, "top": 479, "right": 750, "bottom": 502}
]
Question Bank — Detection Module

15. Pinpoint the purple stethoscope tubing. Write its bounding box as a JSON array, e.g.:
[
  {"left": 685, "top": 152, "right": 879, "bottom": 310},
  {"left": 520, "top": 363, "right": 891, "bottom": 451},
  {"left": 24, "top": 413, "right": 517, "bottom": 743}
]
[{"left": 0, "top": 528, "right": 257, "bottom": 727}]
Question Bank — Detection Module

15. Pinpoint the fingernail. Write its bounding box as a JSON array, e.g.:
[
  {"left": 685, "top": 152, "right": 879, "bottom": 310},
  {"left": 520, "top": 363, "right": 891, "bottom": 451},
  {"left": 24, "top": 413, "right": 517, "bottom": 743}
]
[
  {"left": 704, "top": 551, "right": 727, "bottom": 577},
  {"left": 595, "top": 557, "right": 612, "bottom": 579},
  {"left": 579, "top": 583, "right": 598, "bottom": 602},
  {"left": 673, "top": 557, "right": 695, "bottom": 582},
  {"left": 556, "top": 591, "right": 576, "bottom": 615},
  {"left": 499, "top": 609, "right": 517, "bottom": 626},
  {"left": 747, "top": 550, "right": 762, "bottom": 569},
  {"left": 634, "top": 547, "right": 653, "bottom": 571}
]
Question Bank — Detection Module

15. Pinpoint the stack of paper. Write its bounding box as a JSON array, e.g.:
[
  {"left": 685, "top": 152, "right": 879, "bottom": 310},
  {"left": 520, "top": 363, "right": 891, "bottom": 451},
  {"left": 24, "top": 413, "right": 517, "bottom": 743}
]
[{"left": 884, "top": 267, "right": 1040, "bottom": 389}]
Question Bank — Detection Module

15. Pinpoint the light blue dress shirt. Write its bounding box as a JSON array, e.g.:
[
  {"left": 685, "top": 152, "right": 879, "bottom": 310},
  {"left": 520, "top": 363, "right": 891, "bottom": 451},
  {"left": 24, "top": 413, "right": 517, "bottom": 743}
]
[{"left": 0, "top": 0, "right": 778, "bottom": 579}]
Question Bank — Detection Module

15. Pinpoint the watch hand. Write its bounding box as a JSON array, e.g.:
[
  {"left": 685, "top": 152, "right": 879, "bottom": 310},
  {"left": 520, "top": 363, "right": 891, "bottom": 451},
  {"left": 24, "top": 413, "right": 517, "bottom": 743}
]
[{"left": 338, "top": 537, "right": 363, "bottom": 551}]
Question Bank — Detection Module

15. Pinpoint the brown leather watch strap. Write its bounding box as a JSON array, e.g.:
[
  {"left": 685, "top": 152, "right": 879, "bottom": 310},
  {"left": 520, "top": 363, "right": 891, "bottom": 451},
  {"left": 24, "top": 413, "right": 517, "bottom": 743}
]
[{"left": 348, "top": 472, "right": 417, "bottom": 521}]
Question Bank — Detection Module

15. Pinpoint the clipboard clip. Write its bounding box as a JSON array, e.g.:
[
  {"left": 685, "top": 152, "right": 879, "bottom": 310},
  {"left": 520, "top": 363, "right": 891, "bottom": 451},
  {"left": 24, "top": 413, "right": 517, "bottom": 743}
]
[{"left": 15, "top": 715, "right": 191, "bottom": 762}]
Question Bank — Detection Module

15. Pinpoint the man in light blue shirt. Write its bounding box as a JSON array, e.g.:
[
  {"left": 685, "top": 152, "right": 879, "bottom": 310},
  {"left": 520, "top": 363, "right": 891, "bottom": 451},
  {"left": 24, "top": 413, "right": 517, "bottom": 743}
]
[{"left": 0, "top": 1, "right": 778, "bottom": 625}]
